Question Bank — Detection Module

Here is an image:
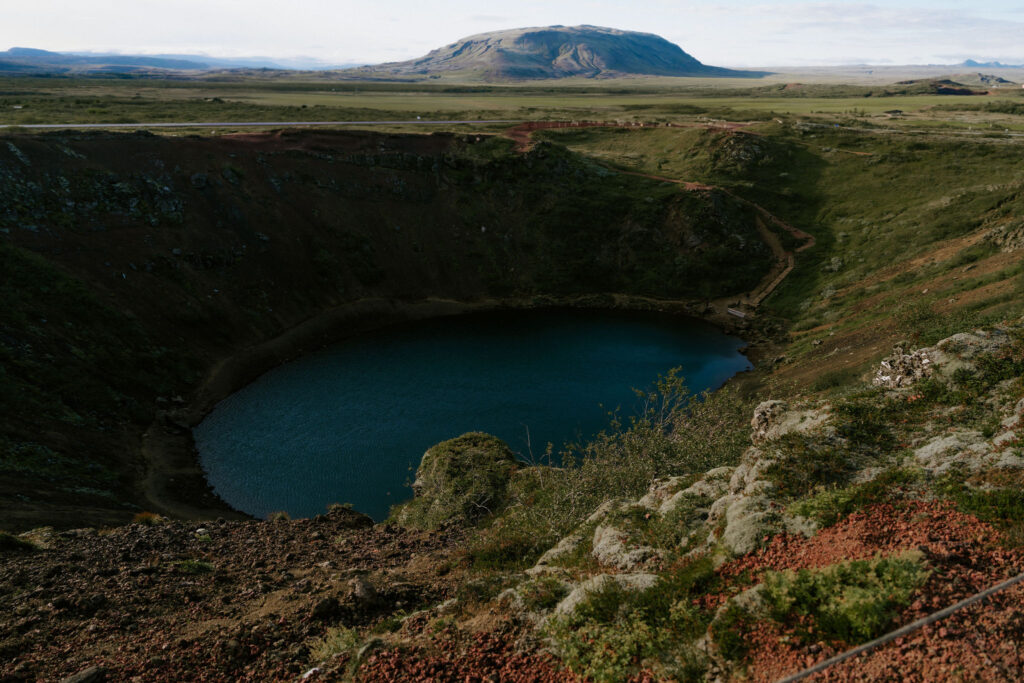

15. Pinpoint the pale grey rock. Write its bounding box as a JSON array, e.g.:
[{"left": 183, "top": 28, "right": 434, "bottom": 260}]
[
  {"left": 751, "top": 402, "right": 831, "bottom": 444},
  {"left": 720, "top": 495, "right": 781, "bottom": 556},
  {"left": 913, "top": 431, "right": 989, "bottom": 473},
  {"left": 874, "top": 347, "right": 934, "bottom": 388},
  {"left": 993, "top": 431, "right": 1019, "bottom": 449},
  {"left": 591, "top": 524, "right": 663, "bottom": 571},
  {"left": 553, "top": 573, "right": 658, "bottom": 616},
  {"left": 638, "top": 476, "right": 690, "bottom": 509},
  {"left": 751, "top": 401, "right": 787, "bottom": 444},
  {"left": 1001, "top": 398, "right": 1024, "bottom": 429},
  {"left": 527, "top": 533, "right": 585, "bottom": 576}
]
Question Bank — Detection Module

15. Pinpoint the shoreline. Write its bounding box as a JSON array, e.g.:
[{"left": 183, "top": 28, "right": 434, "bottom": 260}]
[{"left": 139, "top": 293, "right": 764, "bottom": 523}]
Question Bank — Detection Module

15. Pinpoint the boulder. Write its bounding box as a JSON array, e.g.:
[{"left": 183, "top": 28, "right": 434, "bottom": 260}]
[
  {"left": 392, "top": 432, "right": 521, "bottom": 529},
  {"left": 751, "top": 401, "right": 832, "bottom": 445},
  {"left": 553, "top": 573, "right": 658, "bottom": 617},
  {"left": 591, "top": 524, "right": 663, "bottom": 571},
  {"left": 61, "top": 667, "right": 107, "bottom": 683}
]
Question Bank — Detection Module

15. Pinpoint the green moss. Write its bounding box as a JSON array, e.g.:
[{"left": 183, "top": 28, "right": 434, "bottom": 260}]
[
  {"left": 174, "top": 559, "right": 214, "bottom": 574},
  {"left": 544, "top": 557, "right": 717, "bottom": 680},
  {"left": 391, "top": 432, "right": 521, "bottom": 530},
  {"left": 519, "top": 577, "right": 570, "bottom": 611}
]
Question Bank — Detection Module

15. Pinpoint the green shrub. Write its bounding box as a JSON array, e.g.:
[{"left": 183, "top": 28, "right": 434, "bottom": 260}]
[
  {"left": 791, "top": 468, "right": 922, "bottom": 527},
  {"left": 936, "top": 472, "right": 1024, "bottom": 523},
  {"left": 761, "top": 553, "right": 928, "bottom": 644},
  {"left": 763, "top": 435, "right": 858, "bottom": 499},
  {"left": 545, "top": 557, "right": 717, "bottom": 680},
  {"left": 267, "top": 510, "right": 291, "bottom": 522},
  {"left": 309, "top": 626, "right": 361, "bottom": 662},
  {"left": 519, "top": 577, "right": 570, "bottom": 611},
  {"left": 710, "top": 602, "right": 754, "bottom": 661},
  {"left": 132, "top": 511, "right": 165, "bottom": 526},
  {"left": 547, "top": 610, "right": 673, "bottom": 682},
  {"left": 175, "top": 559, "right": 214, "bottom": 574}
]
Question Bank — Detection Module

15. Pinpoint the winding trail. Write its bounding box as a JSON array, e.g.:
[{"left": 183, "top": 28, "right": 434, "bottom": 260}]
[{"left": 505, "top": 121, "right": 816, "bottom": 318}]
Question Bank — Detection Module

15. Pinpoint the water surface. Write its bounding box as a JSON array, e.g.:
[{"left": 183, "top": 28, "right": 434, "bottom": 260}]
[{"left": 195, "top": 309, "right": 750, "bottom": 521}]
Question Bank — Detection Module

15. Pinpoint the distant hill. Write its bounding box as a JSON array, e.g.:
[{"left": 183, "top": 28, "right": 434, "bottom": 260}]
[
  {"left": 962, "top": 59, "right": 1024, "bottom": 69},
  {"left": 0, "top": 47, "right": 354, "bottom": 74},
  {"left": 0, "top": 47, "right": 209, "bottom": 73},
  {"left": 345, "top": 25, "right": 767, "bottom": 81}
]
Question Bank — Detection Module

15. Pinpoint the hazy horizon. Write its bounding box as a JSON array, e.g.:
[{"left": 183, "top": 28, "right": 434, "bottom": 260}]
[{"left": 4, "top": 1, "right": 1024, "bottom": 69}]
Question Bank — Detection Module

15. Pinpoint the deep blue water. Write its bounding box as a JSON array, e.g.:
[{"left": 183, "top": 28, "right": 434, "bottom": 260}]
[{"left": 194, "top": 309, "right": 751, "bottom": 521}]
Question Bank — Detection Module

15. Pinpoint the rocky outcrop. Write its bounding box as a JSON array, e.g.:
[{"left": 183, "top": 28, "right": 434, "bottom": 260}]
[
  {"left": 751, "top": 400, "right": 831, "bottom": 444},
  {"left": 874, "top": 348, "right": 934, "bottom": 388},
  {"left": 987, "top": 220, "right": 1024, "bottom": 252},
  {"left": 553, "top": 573, "right": 659, "bottom": 616},
  {"left": 392, "top": 433, "right": 521, "bottom": 530}
]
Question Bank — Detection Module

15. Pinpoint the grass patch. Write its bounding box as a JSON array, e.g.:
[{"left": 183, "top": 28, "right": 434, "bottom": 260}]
[
  {"left": 133, "top": 511, "right": 165, "bottom": 526},
  {"left": 763, "top": 434, "right": 859, "bottom": 499},
  {"left": 519, "top": 576, "right": 570, "bottom": 612},
  {"left": 545, "top": 556, "right": 717, "bottom": 681},
  {"left": 936, "top": 470, "right": 1024, "bottom": 524},
  {"left": 174, "top": 559, "right": 214, "bottom": 574},
  {"left": 791, "top": 468, "right": 923, "bottom": 527},
  {"left": 308, "top": 626, "right": 361, "bottom": 663}
]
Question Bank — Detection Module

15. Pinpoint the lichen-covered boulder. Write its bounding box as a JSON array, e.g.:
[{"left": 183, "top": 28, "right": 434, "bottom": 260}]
[
  {"left": 553, "top": 573, "right": 659, "bottom": 617},
  {"left": 751, "top": 400, "right": 833, "bottom": 446},
  {"left": 873, "top": 347, "right": 933, "bottom": 388},
  {"left": 876, "top": 329, "right": 1015, "bottom": 390},
  {"left": 391, "top": 432, "right": 521, "bottom": 530}
]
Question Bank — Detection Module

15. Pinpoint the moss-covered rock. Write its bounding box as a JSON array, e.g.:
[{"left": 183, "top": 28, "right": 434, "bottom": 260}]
[{"left": 392, "top": 432, "right": 521, "bottom": 529}]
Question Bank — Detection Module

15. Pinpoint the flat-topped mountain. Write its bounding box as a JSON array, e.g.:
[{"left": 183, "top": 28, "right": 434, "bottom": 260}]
[{"left": 351, "top": 25, "right": 766, "bottom": 80}]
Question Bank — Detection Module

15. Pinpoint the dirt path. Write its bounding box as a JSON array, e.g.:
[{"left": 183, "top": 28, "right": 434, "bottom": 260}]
[
  {"left": 504, "top": 120, "right": 755, "bottom": 153},
  {"left": 615, "top": 167, "right": 816, "bottom": 318},
  {"left": 505, "top": 121, "right": 815, "bottom": 319}
]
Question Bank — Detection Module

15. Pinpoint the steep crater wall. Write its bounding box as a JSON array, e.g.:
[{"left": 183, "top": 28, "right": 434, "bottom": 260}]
[{"left": 0, "top": 129, "right": 772, "bottom": 530}]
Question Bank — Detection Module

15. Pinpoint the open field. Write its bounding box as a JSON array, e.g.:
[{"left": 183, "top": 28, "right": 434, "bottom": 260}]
[{"left": 2, "top": 75, "right": 1023, "bottom": 131}]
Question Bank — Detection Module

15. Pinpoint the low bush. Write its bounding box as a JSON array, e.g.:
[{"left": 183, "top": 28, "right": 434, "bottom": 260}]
[
  {"left": 175, "top": 559, "right": 214, "bottom": 574},
  {"left": 309, "top": 626, "right": 361, "bottom": 663},
  {"left": 132, "top": 511, "right": 165, "bottom": 526},
  {"left": 545, "top": 556, "right": 718, "bottom": 680},
  {"left": 760, "top": 553, "right": 928, "bottom": 644},
  {"left": 791, "top": 468, "right": 922, "bottom": 527}
]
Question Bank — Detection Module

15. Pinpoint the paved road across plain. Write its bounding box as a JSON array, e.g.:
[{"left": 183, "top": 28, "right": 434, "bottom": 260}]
[{"left": 0, "top": 120, "right": 518, "bottom": 129}]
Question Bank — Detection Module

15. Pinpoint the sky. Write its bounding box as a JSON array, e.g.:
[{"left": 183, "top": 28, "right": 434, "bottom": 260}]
[{"left": 4, "top": 0, "right": 1024, "bottom": 67}]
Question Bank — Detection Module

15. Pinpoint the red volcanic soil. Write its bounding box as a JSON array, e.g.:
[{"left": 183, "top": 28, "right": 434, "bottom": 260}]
[
  {"left": 717, "top": 501, "right": 1024, "bottom": 682},
  {"left": 352, "top": 630, "right": 574, "bottom": 683}
]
